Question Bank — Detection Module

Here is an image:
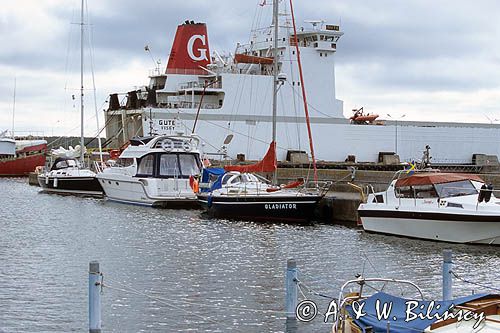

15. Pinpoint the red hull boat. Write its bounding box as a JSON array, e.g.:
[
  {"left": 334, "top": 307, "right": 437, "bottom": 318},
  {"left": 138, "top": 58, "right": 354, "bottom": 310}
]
[{"left": 0, "top": 142, "right": 47, "bottom": 176}]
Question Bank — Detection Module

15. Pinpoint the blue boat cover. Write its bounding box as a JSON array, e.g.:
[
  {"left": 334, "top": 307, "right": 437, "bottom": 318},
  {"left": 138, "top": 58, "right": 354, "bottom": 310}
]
[
  {"left": 200, "top": 168, "right": 226, "bottom": 193},
  {"left": 346, "top": 291, "right": 488, "bottom": 333}
]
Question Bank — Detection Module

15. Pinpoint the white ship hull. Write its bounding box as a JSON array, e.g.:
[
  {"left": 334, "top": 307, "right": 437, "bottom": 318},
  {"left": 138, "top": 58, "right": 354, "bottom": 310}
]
[
  {"left": 135, "top": 109, "right": 500, "bottom": 163},
  {"left": 98, "top": 174, "right": 197, "bottom": 207}
]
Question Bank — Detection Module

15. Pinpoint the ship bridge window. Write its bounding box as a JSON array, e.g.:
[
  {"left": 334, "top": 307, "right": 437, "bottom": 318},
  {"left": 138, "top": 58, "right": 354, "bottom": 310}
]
[{"left": 137, "top": 154, "right": 155, "bottom": 176}]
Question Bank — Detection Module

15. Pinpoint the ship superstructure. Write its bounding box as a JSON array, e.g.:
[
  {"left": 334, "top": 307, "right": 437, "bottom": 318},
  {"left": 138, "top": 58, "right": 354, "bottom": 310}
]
[{"left": 104, "top": 5, "right": 500, "bottom": 164}]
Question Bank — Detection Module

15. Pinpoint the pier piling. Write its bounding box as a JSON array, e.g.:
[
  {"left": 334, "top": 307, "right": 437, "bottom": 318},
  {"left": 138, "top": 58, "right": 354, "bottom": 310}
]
[
  {"left": 442, "top": 250, "right": 453, "bottom": 301},
  {"left": 285, "top": 259, "right": 298, "bottom": 319},
  {"left": 89, "top": 261, "right": 102, "bottom": 333}
]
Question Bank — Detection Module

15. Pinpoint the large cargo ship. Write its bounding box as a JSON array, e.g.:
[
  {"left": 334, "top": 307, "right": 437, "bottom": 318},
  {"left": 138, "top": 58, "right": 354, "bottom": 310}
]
[
  {"left": 103, "top": 4, "right": 500, "bottom": 164},
  {"left": 0, "top": 134, "right": 47, "bottom": 176}
]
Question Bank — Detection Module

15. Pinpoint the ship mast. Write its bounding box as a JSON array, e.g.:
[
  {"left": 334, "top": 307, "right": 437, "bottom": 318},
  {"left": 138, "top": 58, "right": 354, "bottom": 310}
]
[
  {"left": 80, "top": 0, "right": 85, "bottom": 165},
  {"left": 11, "top": 77, "right": 16, "bottom": 138},
  {"left": 272, "top": 0, "right": 279, "bottom": 183}
]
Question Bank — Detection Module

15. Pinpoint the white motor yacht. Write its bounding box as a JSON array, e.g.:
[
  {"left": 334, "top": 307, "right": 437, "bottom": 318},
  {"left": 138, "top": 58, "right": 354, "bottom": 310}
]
[
  {"left": 358, "top": 171, "right": 500, "bottom": 245},
  {"left": 97, "top": 135, "right": 202, "bottom": 208}
]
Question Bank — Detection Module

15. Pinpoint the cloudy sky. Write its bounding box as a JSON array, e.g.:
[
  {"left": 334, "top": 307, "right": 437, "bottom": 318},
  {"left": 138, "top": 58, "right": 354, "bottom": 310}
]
[{"left": 1, "top": 0, "right": 500, "bottom": 137}]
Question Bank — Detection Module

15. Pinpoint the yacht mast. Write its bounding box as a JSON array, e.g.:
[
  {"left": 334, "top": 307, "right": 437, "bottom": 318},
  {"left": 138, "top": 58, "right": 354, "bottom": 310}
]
[
  {"left": 272, "top": 0, "right": 279, "bottom": 183},
  {"left": 80, "top": 0, "right": 85, "bottom": 164},
  {"left": 289, "top": 0, "right": 318, "bottom": 182}
]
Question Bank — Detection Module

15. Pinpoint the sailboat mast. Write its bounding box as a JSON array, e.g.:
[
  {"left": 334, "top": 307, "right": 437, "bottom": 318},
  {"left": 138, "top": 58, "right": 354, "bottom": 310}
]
[
  {"left": 272, "top": 0, "right": 279, "bottom": 183},
  {"left": 80, "top": 0, "right": 85, "bottom": 165},
  {"left": 272, "top": 0, "right": 278, "bottom": 144},
  {"left": 289, "top": 0, "right": 318, "bottom": 182}
]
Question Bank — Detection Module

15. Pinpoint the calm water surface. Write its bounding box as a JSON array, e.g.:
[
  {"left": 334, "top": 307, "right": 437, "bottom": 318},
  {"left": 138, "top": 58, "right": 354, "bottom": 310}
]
[{"left": 1, "top": 178, "right": 499, "bottom": 332}]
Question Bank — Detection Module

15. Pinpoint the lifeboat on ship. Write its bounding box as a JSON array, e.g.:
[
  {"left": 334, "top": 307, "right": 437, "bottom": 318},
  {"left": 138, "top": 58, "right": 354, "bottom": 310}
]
[
  {"left": 234, "top": 53, "right": 273, "bottom": 65},
  {"left": 350, "top": 114, "right": 379, "bottom": 122},
  {"left": 349, "top": 107, "right": 379, "bottom": 124}
]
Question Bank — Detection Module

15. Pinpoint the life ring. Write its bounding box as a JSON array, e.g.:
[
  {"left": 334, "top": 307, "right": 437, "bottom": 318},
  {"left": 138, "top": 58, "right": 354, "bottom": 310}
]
[
  {"left": 110, "top": 149, "right": 121, "bottom": 159},
  {"left": 35, "top": 166, "right": 44, "bottom": 174},
  {"left": 183, "top": 141, "right": 192, "bottom": 151},
  {"left": 161, "top": 139, "right": 174, "bottom": 151},
  {"left": 189, "top": 176, "right": 199, "bottom": 193}
]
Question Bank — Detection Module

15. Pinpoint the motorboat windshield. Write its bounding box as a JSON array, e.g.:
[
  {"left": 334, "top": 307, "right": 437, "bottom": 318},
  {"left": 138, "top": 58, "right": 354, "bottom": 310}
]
[
  {"left": 50, "top": 158, "right": 79, "bottom": 170},
  {"left": 434, "top": 180, "right": 478, "bottom": 198}
]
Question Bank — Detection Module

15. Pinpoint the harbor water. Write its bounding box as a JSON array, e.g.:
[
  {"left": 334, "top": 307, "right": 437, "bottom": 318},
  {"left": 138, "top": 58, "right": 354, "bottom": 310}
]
[{"left": 1, "top": 178, "right": 499, "bottom": 332}]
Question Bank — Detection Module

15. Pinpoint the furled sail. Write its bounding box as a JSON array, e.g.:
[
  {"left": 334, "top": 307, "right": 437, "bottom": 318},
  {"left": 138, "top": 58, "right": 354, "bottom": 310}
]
[{"left": 224, "top": 141, "right": 276, "bottom": 173}]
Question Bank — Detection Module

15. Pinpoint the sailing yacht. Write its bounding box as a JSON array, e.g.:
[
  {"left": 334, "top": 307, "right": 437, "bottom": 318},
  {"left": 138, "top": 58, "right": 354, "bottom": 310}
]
[
  {"left": 37, "top": 0, "right": 103, "bottom": 197},
  {"left": 196, "top": 0, "right": 328, "bottom": 222}
]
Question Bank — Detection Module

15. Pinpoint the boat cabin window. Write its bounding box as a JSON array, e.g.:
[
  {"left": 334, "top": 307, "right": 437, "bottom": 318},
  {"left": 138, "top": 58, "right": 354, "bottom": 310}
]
[
  {"left": 414, "top": 185, "right": 438, "bottom": 198},
  {"left": 373, "top": 194, "right": 384, "bottom": 203},
  {"left": 396, "top": 186, "right": 413, "bottom": 198},
  {"left": 179, "top": 154, "right": 201, "bottom": 176},
  {"left": 137, "top": 154, "right": 155, "bottom": 176},
  {"left": 159, "top": 154, "right": 179, "bottom": 177},
  {"left": 396, "top": 185, "right": 438, "bottom": 198},
  {"left": 136, "top": 153, "right": 201, "bottom": 178},
  {"left": 434, "top": 180, "right": 478, "bottom": 198},
  {"left": 115, "top": 158, "right": 134, "bottom": 167}
]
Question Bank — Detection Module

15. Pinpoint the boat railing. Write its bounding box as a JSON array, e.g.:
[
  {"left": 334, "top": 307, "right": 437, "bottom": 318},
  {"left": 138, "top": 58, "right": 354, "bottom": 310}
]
[
  {"left": 302, "top": 180, "right": 331, "bottom": 195},
  {"left": 333, "top": 276, "right": 425, "bottom": 332},
  {"left": 93, "top": 161, "right": 107, "bottom": 174}
]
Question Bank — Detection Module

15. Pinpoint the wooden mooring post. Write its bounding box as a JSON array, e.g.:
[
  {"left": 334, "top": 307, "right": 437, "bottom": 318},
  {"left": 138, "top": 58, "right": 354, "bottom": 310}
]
[
  {"left": 89, "top": 261, "right": 102, "bottom": 333},
  {"left": 442, "top": 250, "right": 453, "bottom": 301}
]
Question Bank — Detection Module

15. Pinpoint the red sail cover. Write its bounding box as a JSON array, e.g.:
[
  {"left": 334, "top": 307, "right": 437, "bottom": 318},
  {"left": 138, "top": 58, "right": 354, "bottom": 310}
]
[
  {"left": 225, "top": 141, "right": 277, "bottom": 173},
  {"left": 166, "top": 22, "right": 211, "bottom": 74}
]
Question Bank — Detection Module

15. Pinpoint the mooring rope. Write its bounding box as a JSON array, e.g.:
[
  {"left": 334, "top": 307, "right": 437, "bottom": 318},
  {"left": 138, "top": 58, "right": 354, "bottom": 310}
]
[
  {"left": 294, "top": 273, "right": 337, "bottom": 300},
  {"left": 101, "top": 282, "right": 219, "bottom": 324},
  {"left": 102, "top": 276, "right": 284, "bottom": 316},
  {"left": 450, "top": 271, "right": 500, "bottom": 293}
]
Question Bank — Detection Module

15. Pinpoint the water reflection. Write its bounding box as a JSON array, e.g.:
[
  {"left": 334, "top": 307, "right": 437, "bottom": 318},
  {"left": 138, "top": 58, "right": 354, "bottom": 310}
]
[{"left": 0, "top": 178, "right": 498, "bottom": 332}]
